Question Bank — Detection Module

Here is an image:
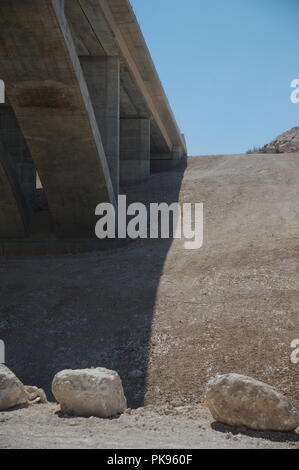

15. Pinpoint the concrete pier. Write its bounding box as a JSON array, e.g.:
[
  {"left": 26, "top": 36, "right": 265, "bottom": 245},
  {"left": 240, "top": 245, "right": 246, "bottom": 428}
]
[
  {"left": 0, "top": 104, "right": 36, "bottom": 212},
  {"left": 0, "top": 140, "right": 28, "bottom": 237},
  {"left": 80, "top": 56, "right": 120, "bottom": 197},
  {"left": 0, "top": 0, "right": 115, "bottom": 237},
  {"left": 0, "top": 0, "right": 187, "bottom": 248},
  {"left": 120, "top": 118, "right": 151, "bottom": 185}
]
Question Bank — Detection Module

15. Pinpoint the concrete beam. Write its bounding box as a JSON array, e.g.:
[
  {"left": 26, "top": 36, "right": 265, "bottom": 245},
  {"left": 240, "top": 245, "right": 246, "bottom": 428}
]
[
  {"left": 120, "top": 118, "right": 150, "bottom": 185},
  {"left": 65, "top": 0, "right": 106, "bottom": 56},
  {"left": 80, "top": 56, "right": 120, "bottom": 196},
  {"left": 69, "top": 0, "right": 174, "bottom": 154},
  {"left": 0, "top": 0, "right": 115, "bottom": 237},
  {"left": 65, "top": 1, "right": 187, "bottom": 158},
  {"left": 151, "top": 145, "right": 187, "bottom": 173},
  {"left": 105, "top": 0, "right": 187, "bottom": 155},
  {"left": 119, "top": 62, "right": 150, "bottom": 119}
]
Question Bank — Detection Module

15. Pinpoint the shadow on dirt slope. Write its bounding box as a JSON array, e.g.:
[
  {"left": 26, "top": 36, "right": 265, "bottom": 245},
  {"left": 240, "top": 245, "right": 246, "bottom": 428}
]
[{"left": 0, "top": 162, "right": 186, "bottom": 408}]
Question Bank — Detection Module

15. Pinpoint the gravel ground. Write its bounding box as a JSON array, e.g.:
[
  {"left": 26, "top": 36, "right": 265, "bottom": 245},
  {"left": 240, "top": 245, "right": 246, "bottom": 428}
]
[
  {"left": 0, "top": 153, "right": 298, "bottom": 448},
  {"left": 0, "top": 403, "right": 298, "bottom": 449}
]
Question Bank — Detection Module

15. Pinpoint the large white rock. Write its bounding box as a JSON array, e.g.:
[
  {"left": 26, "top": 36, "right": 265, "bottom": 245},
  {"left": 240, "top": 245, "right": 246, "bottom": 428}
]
[
  {"left": 0, "top": 365, "right": 28, "bottom": 410},
  {"left": 206, "top": 374, "right": 299, "bottom": 431},
  {"left": 52, "top": 367, "right": 127, "bottom": 418}
]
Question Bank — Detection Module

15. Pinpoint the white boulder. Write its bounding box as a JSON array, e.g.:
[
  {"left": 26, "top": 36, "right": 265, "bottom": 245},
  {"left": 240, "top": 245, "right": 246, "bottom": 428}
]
[
  {"left": 52, "top": 367, "right": 127, "bottom": 418},
  {"left": 206, "top": 373, "right": 299, "bottom": 432},
  {"left": 0, "top": 365, "right": 28, "bottom": 410}
]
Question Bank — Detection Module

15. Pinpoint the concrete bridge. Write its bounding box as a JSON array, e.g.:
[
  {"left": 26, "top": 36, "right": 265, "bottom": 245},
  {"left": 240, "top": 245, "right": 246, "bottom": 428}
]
[{"left": 0, "top": 0, "right": 186, "bottom": 244}]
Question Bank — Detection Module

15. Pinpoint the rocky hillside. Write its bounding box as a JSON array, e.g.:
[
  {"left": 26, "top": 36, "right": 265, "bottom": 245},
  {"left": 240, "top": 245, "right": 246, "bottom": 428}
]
[{"left": 260, "top": 127, "right": 299, "bottom": 153}]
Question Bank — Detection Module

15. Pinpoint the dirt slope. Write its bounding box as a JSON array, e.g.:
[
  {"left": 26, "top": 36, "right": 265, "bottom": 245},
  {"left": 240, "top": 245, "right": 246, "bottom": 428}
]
[
  {"left": 146, "top": 153, "right": 299, "bottom": 408},
  {"left": 0, "top": 153, "right": 298, "bottom": 448}
]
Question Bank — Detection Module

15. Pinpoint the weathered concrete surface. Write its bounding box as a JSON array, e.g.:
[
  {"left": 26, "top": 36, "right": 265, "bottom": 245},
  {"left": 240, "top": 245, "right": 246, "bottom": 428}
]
[
  {"left": 0, "top": 104, "right": 36, "bottom": 211},
  {"left": 151, "top": 148, "right": 187, "bottom": 173},
  {"left": 65, "top": 0, "right": 187, "bottom": 161},
  {"left": 0, "top": 0, "right": 186, "bottom": 240},
  {"left": 0, "top": 140, "right": 28, "bottom": 237},
  {"left": 80, "top": 56, "right": 120, "bottom": 196},
  {"left": 0, "top": 0, "right": 115, "bottom": 237},
  {"left": 120, "top": 118, "right": 150, "bottom": 185},
  {"left": 105, "top": 0, "right": 186, "bottom": 155}
]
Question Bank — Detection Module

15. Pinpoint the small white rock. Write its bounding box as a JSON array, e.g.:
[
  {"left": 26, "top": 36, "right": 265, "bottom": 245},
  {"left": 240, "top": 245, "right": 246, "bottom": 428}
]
[
  {"left": 52, "top": 367, "right": 127, "bottom": 418},
  {"left": 0, "top": 365, "right": 28, "bottom": 411},
  {"left": 128, "top": 369, "right": 144, "bottom": 379},
  {"left": 24, "top": 386, "right": 48, "bottom": 404},
  {"left": 206, "top": 373, "right": 299, "bottom": 432}
]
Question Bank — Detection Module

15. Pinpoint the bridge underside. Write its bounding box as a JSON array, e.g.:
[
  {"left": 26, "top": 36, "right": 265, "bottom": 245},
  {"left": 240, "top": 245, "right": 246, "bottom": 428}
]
[{"left": 0, "top": 0, "right": 187, "bottom": 241}]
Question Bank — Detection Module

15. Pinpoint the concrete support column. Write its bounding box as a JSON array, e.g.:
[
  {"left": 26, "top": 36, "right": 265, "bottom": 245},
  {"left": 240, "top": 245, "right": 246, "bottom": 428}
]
[
  {"left": 0, "top": 104, "right": 36, "bottom": 212},
  {"left": 150, "top": 144, "right": 187, "bottom": 173},
  {"left": 120, "top": 118, "right": 150, "bottom": 186},
  {"left": 0, "top": 0, "right": 115, "bottom": 237},
  {"left": 0, "top": 140, "right": 28, "bottom": 237},
  {"left": 80, "top": 56, "right": 120, "bottom": 197}
]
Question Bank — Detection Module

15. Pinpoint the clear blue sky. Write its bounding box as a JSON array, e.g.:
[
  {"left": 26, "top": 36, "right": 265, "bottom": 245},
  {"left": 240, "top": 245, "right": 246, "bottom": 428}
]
[{"left": 130, "top": 0, "right": 299, "bottom": 155}]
